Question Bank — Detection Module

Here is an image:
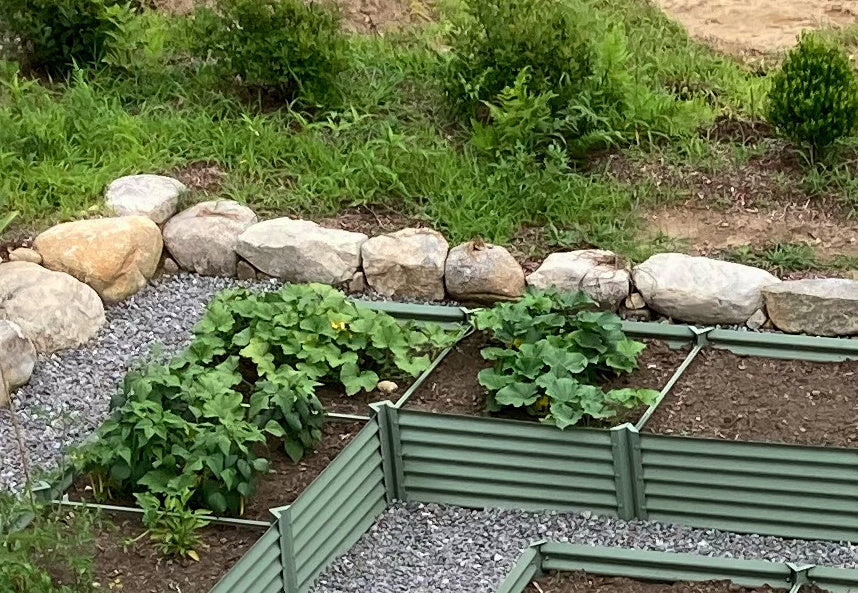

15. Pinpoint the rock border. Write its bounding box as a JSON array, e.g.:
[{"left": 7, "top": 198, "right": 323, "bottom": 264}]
[{"left": 3, "top": 172, "right": 858, "bottom": 406}]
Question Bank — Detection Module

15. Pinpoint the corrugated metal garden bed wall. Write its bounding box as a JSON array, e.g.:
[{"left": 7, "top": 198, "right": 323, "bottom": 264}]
[
  {"left": 496, "top": 542, "right": 858, "bottom": 593},
  {"left": 392, "top": 407, "right": 858, "bottom": 543}
]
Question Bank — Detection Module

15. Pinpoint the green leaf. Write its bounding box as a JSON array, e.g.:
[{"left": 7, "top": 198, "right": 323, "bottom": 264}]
[
  {"left": 495, "top": 381, "right": 539, "bottom": 406},
  {"left": 340, "top": 363, "right": 379, "bottom": 396},
  {"left": 284, "top": 439, "right": 305, "bottom": 462}
]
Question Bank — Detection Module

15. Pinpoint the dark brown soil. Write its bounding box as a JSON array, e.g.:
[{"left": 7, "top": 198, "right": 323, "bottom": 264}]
[
  {"left": 317, "top": 204, "right": 427, "bottom": 237},
  {"left": 91, "top": 516, "right": 260, "bottom": 593},
  {"left": 405, "top": 333, "right": 689, "bottom": 423},
  {"left": 244, "top": 419, "right": 364, "bottom": 519},
  {"left": 70, "top": 420, "right": 364, "bottom": 521},
  {"left": 527, "top": 572, "right": 792, "bottom": 593},
  {"left": 644, "top": 348, "right": 858, "bottom": 447},
  {"left": 318, "top": 385, "right": 402, "bottom": 415},
  {"left": 171, "top": 161, "right": 225, "bottom": 193}
]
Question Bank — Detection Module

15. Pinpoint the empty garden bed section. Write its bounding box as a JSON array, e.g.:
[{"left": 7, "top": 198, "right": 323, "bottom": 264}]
[
  {"left": 526, "top": 573, "right": 795, "bottom": 593},
  {"left": 406, "top": 334, "right": 690, "bottom": 422},
  {"left": 644, "top": 349, "right": 858, "bottom": 447}
]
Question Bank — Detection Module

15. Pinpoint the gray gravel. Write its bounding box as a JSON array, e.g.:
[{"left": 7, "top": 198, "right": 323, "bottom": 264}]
[
  {"left": 0, "top": 273, "right": 280, "bottom": 493},
  {"left": 311, "top": 502, "right": 858, "bottom": 593}
]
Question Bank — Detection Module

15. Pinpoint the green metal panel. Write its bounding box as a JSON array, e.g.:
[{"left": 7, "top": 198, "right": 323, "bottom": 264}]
[
  {"left": 208, "top": 525, "right": 283, "bottom": 593},
  {"left": 539, "top": 543, "right": 792, "bottom": 589},
  {"left": 808, "top": 565, "right": 858, "bottom": 593},
  {"left": 398, "top": 410, "right": 619, "bottom": 516},
  {"left": 707, "top": 328, "right": 858, "bottom": 362},
  {"left": 496, "top": 544, "right": 543, "bottom": 593},
  {"left": 620, "top": 321, "right": 697, "bottom": 346},
  {"left": 639, "top": 434, "right": 858, "bottom": 542},
  {"left": 351, "top": 299, "right": 467, "bottom": 325},
  {"left": 287, "top": 419, "right": 388, "bottom": 592}
]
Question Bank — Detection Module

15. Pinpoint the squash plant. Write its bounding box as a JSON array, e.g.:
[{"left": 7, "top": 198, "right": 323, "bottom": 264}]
[
  {"left": 473, "top": 290, "right": 658, "bottom": 428},
  {"left": 79, "top": 283, "right": 458, "bottom": 516}
]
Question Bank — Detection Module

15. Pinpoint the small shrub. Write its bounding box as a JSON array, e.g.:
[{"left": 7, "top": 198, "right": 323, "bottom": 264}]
[
  {"left": 473, "top": 291, "right": 659, "bottom": 428},
  {"left": 0, "top": 0, "right": 135, "bottom": 75},
  {"left": 767, "top": 33, "right": 858, "bottom": 159},
  {"left": 192, "top": 0, "right": 346, "bottom": 106},
  {"left": 445, "top": 0, "right": 704, "bottom": 157}
]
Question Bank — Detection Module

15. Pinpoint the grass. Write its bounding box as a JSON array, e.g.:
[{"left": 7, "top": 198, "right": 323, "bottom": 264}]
[
  {"left": 723, "top": 241, "right": 858, "bottom": 274},
  {"left": 0, "top": 0, "right": 769, "bottom": 258}
]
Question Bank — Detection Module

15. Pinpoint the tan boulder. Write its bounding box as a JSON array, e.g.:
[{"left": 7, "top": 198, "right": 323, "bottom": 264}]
[
  {"left": 361, "top": 228, "right": 448, "bottom": 300},
  {"left": 34, "top": 216, "right": 163, "bottom": 304},
  {"left": 0, "top": 262, "right": 105, "bottom": 354},
  {"left": 444, "top": 241, "right": 525, "bottom": 303}
]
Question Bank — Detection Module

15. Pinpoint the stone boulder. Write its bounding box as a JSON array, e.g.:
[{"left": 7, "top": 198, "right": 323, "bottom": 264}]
[
  {"left": 236, "top": 218, "right": 367, "bottom": 285},
  {"left": 8, "top": 248, "right": 41, "bottom": 264},
  {"left": 105, "top": 174, "right": 185, "bottom": 224},
  {"left": 445, "top": 241, "right": 525, "bottom": 303},
  {"left": 0, "top": 320, "right": 36, "bottom": 406},
  {"left": 632, "top": 253, "right": 780, "bottom": 325},
  {"left": 763, "top": 278, "right": 858, "bottom": 336},
  {"left": 361, "top": 228, "right": 448, "bottom": 300},
  {"left": 527, "top": 250, "right": 630, "bottom": 310},
  {"left": 163, "top": 200, "right": 258, "bottom": 277},
  {"left": 0, "top": 262, "right": 105, "bottom": 353},
  {"left": 34, "top": 216, "right": 163, "bottom": 304}
]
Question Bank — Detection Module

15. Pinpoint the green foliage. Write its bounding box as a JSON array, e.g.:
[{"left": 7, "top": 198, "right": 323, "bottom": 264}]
[
  {"left": 192, "top": 0, "right": 346, "bottom": 106},
  {"left": 0, "top": 497, "right": 95, "bottom": 593},
  {"left": 136, "top": 490, "right": 211, "bottom": 560},
  {"left": 725, "top": 242, "right": 818, "bottom": 274},
  {"left": 0, "top": 210, "right": 18, "bottom": 236},
  {"left": 473, "top": 291, "right": 658, "bottom": 428},
  {"left": 445, "top": 0, "right": 706, "bottom": 156},
  {"left": 79, "top": 283, "right": 456, "bottom": 515},
  {"left": 768, "top": 33, "right": 858, "bottom": 158},
  {"left": 0, "top": 0, "right": 135, "bottom": 75}
]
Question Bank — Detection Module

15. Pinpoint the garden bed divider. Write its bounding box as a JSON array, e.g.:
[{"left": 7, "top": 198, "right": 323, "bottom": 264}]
[{"left": 496, "top": 542, "right": 858, "bottom": 593}]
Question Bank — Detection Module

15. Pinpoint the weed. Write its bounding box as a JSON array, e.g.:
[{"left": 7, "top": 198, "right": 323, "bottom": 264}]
[{"left": 724, "top": 242, "right": 818, "bottom": 273}]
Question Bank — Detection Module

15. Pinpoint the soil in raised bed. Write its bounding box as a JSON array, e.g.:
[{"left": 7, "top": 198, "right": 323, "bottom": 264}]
[
  {"left": 405, "top": 333, "right": 690, "bottom": 422},
  {"left": 644, "top": 348, "right": 858, "bottom": 447},
  {"left": 89, "top": 515, "right": 262, "bottom": 593},
  {"left": 527, "top": 572, "right": 799, "bottom": 593},
  {"left": 69, "top": 420, "right": 365, "bottom": 521}
]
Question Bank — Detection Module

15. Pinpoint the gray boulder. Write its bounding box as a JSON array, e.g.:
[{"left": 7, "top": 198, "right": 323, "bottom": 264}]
[
  {"left": 0, "top": 320, "right": 36, "bottom": 407},
  {"left": 632, "top": 253, "right": 780, "bottom": 325},
  {"left": 0, "top": 262, "right": 105, "bottom": 353},
  {"left": 445, "top": 241, "right": 525, "bottom": 303},
  {"left": 236, "top": 218, "right": 367, "bottom": 285},
  {"left": 362, "top": 228, "right": 448, "bottom": 300},
  {"left": 163, "top": 200, "right": 258, "bottom": 277},
  {"left": 763, "top": 278, "right": 858, "bottom": 336},
  {"left": 527, "top": 250, "right": 630, "bottom": 310},
  {"left": 105, "top": 174, "right": 186, "bottom": 224}
]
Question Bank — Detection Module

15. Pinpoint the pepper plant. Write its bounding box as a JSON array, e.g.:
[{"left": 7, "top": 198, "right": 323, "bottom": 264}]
[{"left": 473, "top": 290, "right": 658, "bottom": 428}]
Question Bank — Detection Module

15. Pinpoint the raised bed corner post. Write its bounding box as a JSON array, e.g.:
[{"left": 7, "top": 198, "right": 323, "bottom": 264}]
[
  {"left": 273, "top": 505, "right": 300, "bottom": 593},
  {"left": 787, "top": 563, "right": 815, "bottom": 593},
  {"left": 610, "top": 424, "right": 647, "bottom": 521},
  {"left": 495, "top": 541, "right": 546, "bottom": 593},
  {"left": 369, "top": 401, "right": 406, "bottom": 503}
]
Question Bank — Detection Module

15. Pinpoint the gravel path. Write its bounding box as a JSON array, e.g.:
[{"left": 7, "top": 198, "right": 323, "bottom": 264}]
[
  {"left": 311, "top": 502, "right": 858, "bottom": 593},
  {"left": 0, "top": 274, "right": 279, "bottom": 493}
]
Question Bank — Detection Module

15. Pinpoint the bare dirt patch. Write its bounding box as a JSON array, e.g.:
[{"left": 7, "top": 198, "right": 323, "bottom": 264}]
[
  {"left": 644, "top": 348, "right": 858, "bottom": 447},
  {"left": 653, "top": 0, "right": 857, "bottom": 55}
]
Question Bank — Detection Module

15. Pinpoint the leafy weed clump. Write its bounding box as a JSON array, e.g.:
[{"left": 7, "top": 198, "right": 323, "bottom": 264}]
[
  {"left": 79, "top": 284, "right": 456, "bottom": 516},
  {"left": 0, "top": 0, "right": 135, "bottom": 75},
  {"left": 473, "top": 291, "right": 658, "bottom": 428},
  {"left": 191, "top": 0, "right": 347, "bottom": 106},
  {"left": 768, "top": 33, "right": 858, "bottom": 162}
]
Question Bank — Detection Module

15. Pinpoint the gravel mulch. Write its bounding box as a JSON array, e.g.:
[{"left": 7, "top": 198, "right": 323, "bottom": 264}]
[
  {"left": 0, "top": 274, "right": 280, "bottom": 493},
  {"left": 310, "top": 502, "right": 858, "bottom": 593}
]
